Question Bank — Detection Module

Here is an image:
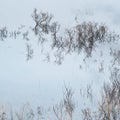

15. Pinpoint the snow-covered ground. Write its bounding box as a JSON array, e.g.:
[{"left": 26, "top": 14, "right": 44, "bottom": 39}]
[{"left": 0, "top": 0, "right": 120, "bottom": 110}]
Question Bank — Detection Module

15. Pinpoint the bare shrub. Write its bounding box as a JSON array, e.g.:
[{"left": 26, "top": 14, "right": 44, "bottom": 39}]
[
  {"left": 26, "top": 44, "right": 34, "bottom": 61},
  {"left": 0, "top": 27, "right": 8, "bottom": 41},
  {"left": 53, "top": 102, "right": 65, "bottom": 120},
  {"left": 98, "top": 68, "right": 120, "bottom": 120},
  {"left": 63, "top": 85, "right": 74, "bottom": 120}
]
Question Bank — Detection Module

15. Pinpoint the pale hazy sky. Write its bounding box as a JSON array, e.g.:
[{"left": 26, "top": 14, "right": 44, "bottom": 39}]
[{"left": 0, "top": 0, "right": 120, "bottom": 107}]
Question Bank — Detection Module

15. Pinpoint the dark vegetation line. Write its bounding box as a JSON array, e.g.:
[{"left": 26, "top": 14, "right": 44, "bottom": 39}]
[{"left": 0, "top": 9, "right": 119, "bottom": 64}]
